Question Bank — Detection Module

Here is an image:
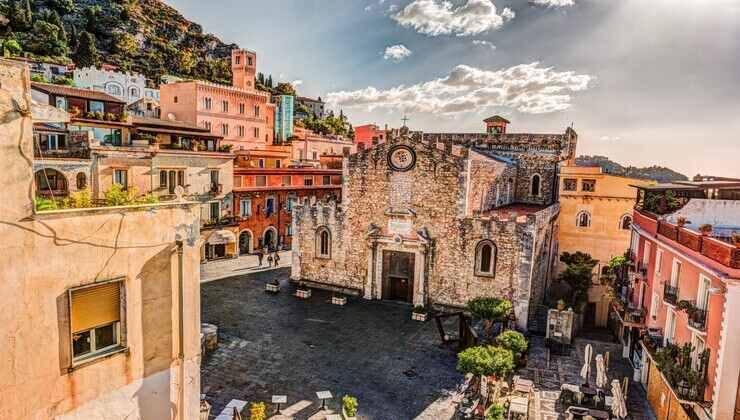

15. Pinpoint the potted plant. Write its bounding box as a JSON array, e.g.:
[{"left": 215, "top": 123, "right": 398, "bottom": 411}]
[
  {"left": 332, "top": 292, "right": 347, "bottom": 306},
  {"left": 676, "top": 216, "right": 689, "bottom": 227},
  {"left": 295, "top": 282, "right": 311, "bottom": 299},
  {"left": 412, "top": 305, "right": 428, "bottom": 321},
  {"left": 495, "top": 330, "right": 528, "bottom": 367},
  {"left": 342, "top": 395, "right": 358, "bottom": 420},
  {"left": 265, "top": 278, "right": 280, "bottom": 293},
  {"left": 699, "top": 224, "right": 713, "bottom": 236},
  {"left": 732, "top": 232, "right": 740, "bottom": 248},
  {"left": 249, "top": 402, "right": 265, "bottom": 420}
]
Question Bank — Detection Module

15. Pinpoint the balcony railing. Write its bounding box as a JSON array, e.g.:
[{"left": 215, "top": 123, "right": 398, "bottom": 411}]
[
  {"left": 687, "top": 307, "right": 708, "bottom": 332},
  {"left": 202, "top": 216, "right": 237, "bottom": 229},
  {"left": 663, "top": 283, "right": 679, "bottom": 305},
  {"left": 209, "top": 183, "right": 223, "bottom": 194}
]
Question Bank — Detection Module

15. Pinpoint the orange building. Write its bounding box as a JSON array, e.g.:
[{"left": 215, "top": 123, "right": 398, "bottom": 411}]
[
  {"left": 159, "top": 49, "right": 275, "bottom": 151},
  {"left": 232, "top": 155, "right": 342, "bottom": 254},
  {"left": 354, "top": 123, "right": 386, "bottom": 148}
]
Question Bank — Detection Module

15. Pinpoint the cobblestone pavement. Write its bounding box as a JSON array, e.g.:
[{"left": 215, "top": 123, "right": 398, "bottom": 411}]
[
  {"left": 200, "top": 250, "right": 292, "bottom": 283},
  {"left": 201, "top": 268, "right": 463, "bottom": 420},
  {"left": 516, "top": 333, "right": 656, "bottom": 420}
]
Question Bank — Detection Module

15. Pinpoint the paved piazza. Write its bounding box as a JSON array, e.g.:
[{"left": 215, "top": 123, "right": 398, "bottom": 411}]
[
  {"left": 201, "top": 267, "right": 464, "bottom": 419},
  {"left": 201, "top": 267, "right": 655, "bottom": 420}
]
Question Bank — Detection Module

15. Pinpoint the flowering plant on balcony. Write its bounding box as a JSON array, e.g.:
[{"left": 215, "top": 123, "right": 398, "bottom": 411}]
[{"left": 654, "top": 343, "right": 708, "bottom": 401}]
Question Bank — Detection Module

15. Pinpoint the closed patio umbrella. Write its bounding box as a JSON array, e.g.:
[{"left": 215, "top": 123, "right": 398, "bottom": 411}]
[
  {"left": 580, "top": 344, "right": 593, "bottom": 384},
  {"left": 611, "top": 379, "right": 628, "bottom": 419},
  {"left": 595, "top": 354, "right": 608, "bottom": 389}
]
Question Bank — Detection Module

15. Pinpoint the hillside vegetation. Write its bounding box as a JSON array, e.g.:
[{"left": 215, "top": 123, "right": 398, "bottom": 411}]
[
  {"left": 576, "top": 155, "right": 688, "bottom": 182},
  {"left": 0, "top": 0, "right": 237, "bottom": 85}
]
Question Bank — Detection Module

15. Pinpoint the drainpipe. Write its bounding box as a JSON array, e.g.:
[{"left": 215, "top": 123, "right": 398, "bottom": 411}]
[{"left": 176, "top": 239, "right": 185, "bottom": 420}]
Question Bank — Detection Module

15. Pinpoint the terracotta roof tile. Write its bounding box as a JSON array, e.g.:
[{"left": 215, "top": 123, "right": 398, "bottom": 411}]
[{"left": 30, "top": 82, "right": 124, "bottom": 103}]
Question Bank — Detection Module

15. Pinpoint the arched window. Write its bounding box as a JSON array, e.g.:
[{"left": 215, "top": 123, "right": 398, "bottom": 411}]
[
  {"left": 106, "top": 83, "right": 122, "bottom": 96},
  {"left": 531, "top": 174, "right": 541, "bottom": 197},
  {"left": 620, "top": 214, "right": 632, "bottom": 230},
  {"left": 316, "top": 227, "right": 331, "bottom": 258},
  {"left": 577, "top": 211, "right": 591, "bottom": 228},
  {"left": 76, "top": 172, "right": 87, "bottom": 189},
  {"left": 475, "top": 240, "right": 497, "bottom": 277},
  {"left": 129, "top": 87, "right": 139, "bottom": 98}
]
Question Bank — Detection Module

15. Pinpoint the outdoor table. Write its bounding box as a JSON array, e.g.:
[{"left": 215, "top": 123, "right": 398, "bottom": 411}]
[
  {"left": 566, "top": 406, "right": 610, "bottom": 420},
  {"left": 271, "top": 395, "right": 287, "bottom": 414},
  {"left": 316, "top": 391, "right": 332, "bottom": 410}
]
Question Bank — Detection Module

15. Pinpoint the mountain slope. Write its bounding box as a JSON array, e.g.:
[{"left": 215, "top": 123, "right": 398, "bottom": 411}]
[
  {"left": 0, "top": 0, "right": 237, "bottom": 84},
  {"left": 575, "top": 155, "right": 688, "bottom": 182}
]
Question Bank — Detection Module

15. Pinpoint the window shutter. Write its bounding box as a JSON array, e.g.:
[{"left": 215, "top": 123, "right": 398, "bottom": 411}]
[{"left": 70, "top": 282, "right": 120, "bottom": 333}]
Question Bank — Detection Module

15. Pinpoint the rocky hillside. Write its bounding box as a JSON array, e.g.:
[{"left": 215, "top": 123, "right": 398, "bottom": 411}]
[
  {"left": 576, "top": 155, "right": 688, "bottom": 182},
  {"left": 0, "top": 0, "right": 238, "bottom": 85}
]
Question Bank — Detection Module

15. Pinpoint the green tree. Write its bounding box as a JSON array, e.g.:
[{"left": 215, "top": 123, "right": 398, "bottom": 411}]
[
  {"left": 457, "top": 345, "right": 515, "bottom": 379},
  {"left": 113, "top": 32, "right": 137, "bottom": 56},
  {"left": 23, "top": 0, "right": 33, "bottom": 24},
  {"left": 266, "top": 74, "right": 273, "bottom": 88},
  {"left": 73, "top": 31, "right": 99, "bottom": 68},
  {"left": 29, "top": 20, "right": 68, "bottom": 57},
  {"left": 274, "top": 82, "right": 296, "bottom": 96},
  {"left": 2, "top": 39, "right": 22, "bottom": 57},
  {"left": 49, "top": 0, "right": 75, "bottom": 16},
  {"left": 558, "top": 251, "right": 598, "bottom": 312},
  {"left": 495, "top": 330, "right": 528, "bottom": 363}
]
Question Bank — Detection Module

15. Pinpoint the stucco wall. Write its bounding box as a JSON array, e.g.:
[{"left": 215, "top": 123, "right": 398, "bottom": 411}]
[{"left": 0, "top": 59, "right": 202, "bottom": 420}]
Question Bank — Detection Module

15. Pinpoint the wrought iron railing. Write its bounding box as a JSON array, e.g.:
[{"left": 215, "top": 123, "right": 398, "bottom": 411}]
[{"left": 663, "top": 283, "right": 679, "bottom": 305}]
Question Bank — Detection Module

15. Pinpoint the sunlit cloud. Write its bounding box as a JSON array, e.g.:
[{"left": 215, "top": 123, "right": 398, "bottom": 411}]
[
  {"left": 327, "top": 62, "right": 593, "bottom": 114},
  {"left": 383, "top": 44, "right": 413, "bottom": 62},
  {"left": 392, "top": 0, "right": 515, "bottom": 37}
]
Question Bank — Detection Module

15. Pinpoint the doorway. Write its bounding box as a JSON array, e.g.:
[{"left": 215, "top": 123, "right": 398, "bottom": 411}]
[
  {"left": 206, "top": 244, "right": 226, "bottom": 260},
  {"left": 263, "top": 227, "right": 276, "bottom": 251},
  {"left": 239, "top": 231, "right": 252, "bottom": 255},
  {"left": 382, "top": 251, "right": 415, "bottom": 303}
]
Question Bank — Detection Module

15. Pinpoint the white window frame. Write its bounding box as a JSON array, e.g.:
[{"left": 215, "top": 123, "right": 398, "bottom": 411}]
[
  {"left": 670, "top": 259, "right": 681, "bottom": 287},
  {"left": 643, "top": 241, "right": 651, "bottom": 267},
  {"left": 665, "top": 309, "right": 677, "bottom": 345},
  {"left": 113, "top": 169, "right": 127, "bottom": 189},
  {"left": 650, "top": 292, "right": 659, "bottom": 321},
  {"left": 655, "top": 248, "right": 663, "bottom": 275},
  {"left": 691, "top": 334, "right": 705, "bottom": 370},
  {"left": 697, "top": 274, "right": 711, "bottom": 310},
  {"left": 239, "top": 198, "right": 252, "bottom": 218},
  {"left": 68, "top": 280, "right": 124, "bottom": 364}
]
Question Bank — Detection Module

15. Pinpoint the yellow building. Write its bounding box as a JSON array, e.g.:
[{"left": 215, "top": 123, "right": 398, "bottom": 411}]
[{"left": 556, "top": 166, "right": 655, "bottom": 327}]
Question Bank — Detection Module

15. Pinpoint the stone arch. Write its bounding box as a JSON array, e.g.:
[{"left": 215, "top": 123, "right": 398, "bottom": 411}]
[
  {"left": 262, "top": 226, "right": 278, "bottom": 251},
  {"left": 105, "top": 82, "right": 123, "bottom": 97},
  {"left": 238, "top": 229, "right": 253, "bottom": 255},
  {"left": 34, "top": 168, "right": 68, "bottom": 196},
  {"left": 530, "top": 173, "right": 542, "bottom": 197},
  {"left": 474, "top": 240, "right": 497, "bottom": 277}
]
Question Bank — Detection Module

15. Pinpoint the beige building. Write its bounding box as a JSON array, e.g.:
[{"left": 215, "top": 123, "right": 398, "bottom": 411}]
[
  {"left": 556, "top": 166, "right": 655, "bottom": 327},
  {"left": 0, "top": 60, "right": 202, "bottom": 419}
]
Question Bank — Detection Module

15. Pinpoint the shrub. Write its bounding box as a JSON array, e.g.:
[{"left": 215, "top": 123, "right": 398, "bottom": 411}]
[
  {"left": 412, "top": 305, "right": 427, "bottom": 314},
  {"left": 34, "top": 197, "right": 58, "bottom": 211},
  {"left": 457, "top": 345, "right": 514, "bottom": 379},
  {"left": 496, "top": 330, "right": 528, "bottom": 362},
  {"left": 467, "top": 297, "right": 513, "bottom": 321},
  {"left": 249, "top": 402, "right": 265, "bottom": 420},
  {"left": 104, "top": 184, "right": 135, "bottom": 206},
  {"left": 485, "top": 403, "right": 505, "bottom": 420},
  {"left": 342, "top": 395, "right": 358, "bottom": 417},
  {"left": 218, "top": 143, "right": 233, "bottom": 152},
  {"left": 63, "top": 188, "right": 92, "bottom": 208}
]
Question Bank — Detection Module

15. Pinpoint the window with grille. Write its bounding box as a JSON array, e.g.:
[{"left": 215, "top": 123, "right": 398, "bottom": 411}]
[
  {"left": 582, "top": 179, "right": 596, "bottom": 192},
  {"left": 563, "top": 178, "right": 577, "bottom": 191}
]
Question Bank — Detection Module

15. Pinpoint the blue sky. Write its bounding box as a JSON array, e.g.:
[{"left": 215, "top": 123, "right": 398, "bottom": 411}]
[{"left": 166, "top": 0, "right": 740, "bottom": 177}]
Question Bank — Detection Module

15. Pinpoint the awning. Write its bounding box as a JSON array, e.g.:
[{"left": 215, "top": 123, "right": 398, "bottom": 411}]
[{"left": 207, "top": 229, "right": 236, "bottom": 245}]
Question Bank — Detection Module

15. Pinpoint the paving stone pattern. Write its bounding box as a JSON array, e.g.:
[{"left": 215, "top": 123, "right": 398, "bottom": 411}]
[{"left": 201, "top": 268, "right": 463, "bottom": 419}]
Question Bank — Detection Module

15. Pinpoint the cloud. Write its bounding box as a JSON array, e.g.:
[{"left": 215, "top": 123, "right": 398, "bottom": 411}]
[
  {"left": 472, "top": 39, "right": 496, "bottom": 50},
  {"left": 291, "top": 79, "right": 304, "bottom": 87},
  {"left": 388, "top": 4, "right": 399, "bottom": 12},
  {"left": 326, "top": 62, "right": 593, "bottom": 115},
  {"left": 364, "top": 5, "right": 373, "bottom": 11},
  {"left": 530, "top": 0, "right": 575, "bottom": 7},
  {"left": 383, "top": 44, "right": 413, "bottom": 62},
  {"left": 392, "top": 0, "right": 514, "bottom": 37},
  {"left": 599, "top": 135, "right": 622, "bottom": 141}
]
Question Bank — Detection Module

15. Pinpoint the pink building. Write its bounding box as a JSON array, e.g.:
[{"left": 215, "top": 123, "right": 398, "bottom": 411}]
[
  {"left": 159, "top": 49, "right": 275, "bottom": 151},
  {"left": 617, "top": 179, "right": 740, "bottom": 420},
  {"left": 353, "top": 123, "right": 386, "bottom": 148}
]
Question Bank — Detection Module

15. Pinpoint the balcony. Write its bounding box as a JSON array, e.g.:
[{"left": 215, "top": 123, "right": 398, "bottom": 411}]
[
  {"left": 209, "top": 183, "right": 223, "bottom": 195},
  {"left": 663, "top": 283, "right": 679, "bottom": 305},
  {"left": 687, "top": 308, "right": 707, "bottom": 332},
  {"left": 202, "top": 216, "right": 238, "bottom": 229}
]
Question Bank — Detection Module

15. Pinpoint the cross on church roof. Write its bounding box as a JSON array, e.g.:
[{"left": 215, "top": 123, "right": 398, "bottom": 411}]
[{"left": 401, "top": 115, "right": 410, "bottom": 127}]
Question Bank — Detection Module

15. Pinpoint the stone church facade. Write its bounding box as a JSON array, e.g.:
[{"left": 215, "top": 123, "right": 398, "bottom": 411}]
[{"left": 291, "top": 119, "right": 577, "bottom": 330}]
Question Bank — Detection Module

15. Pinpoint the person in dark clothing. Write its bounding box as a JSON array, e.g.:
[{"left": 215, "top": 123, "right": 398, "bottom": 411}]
[
  {"left": 273, "top": 252, "right": 280, "bottom": 267},
  {"left": 266, "top": 254, "right": 273, "bottom": 267},
  {"left": 257, "top": 249, "right": 264, "bottom": 267}
]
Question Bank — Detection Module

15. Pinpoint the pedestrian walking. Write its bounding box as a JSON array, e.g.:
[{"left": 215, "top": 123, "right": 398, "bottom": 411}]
[
  {"left": 273, "top": 252, "right": 280, "bottom": 267},
  {"left": 266, "top": 254, "right": 273, "bottom": 267},
  {"left": 257, "top": 249, "right": 264, "bottom": 267}
]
